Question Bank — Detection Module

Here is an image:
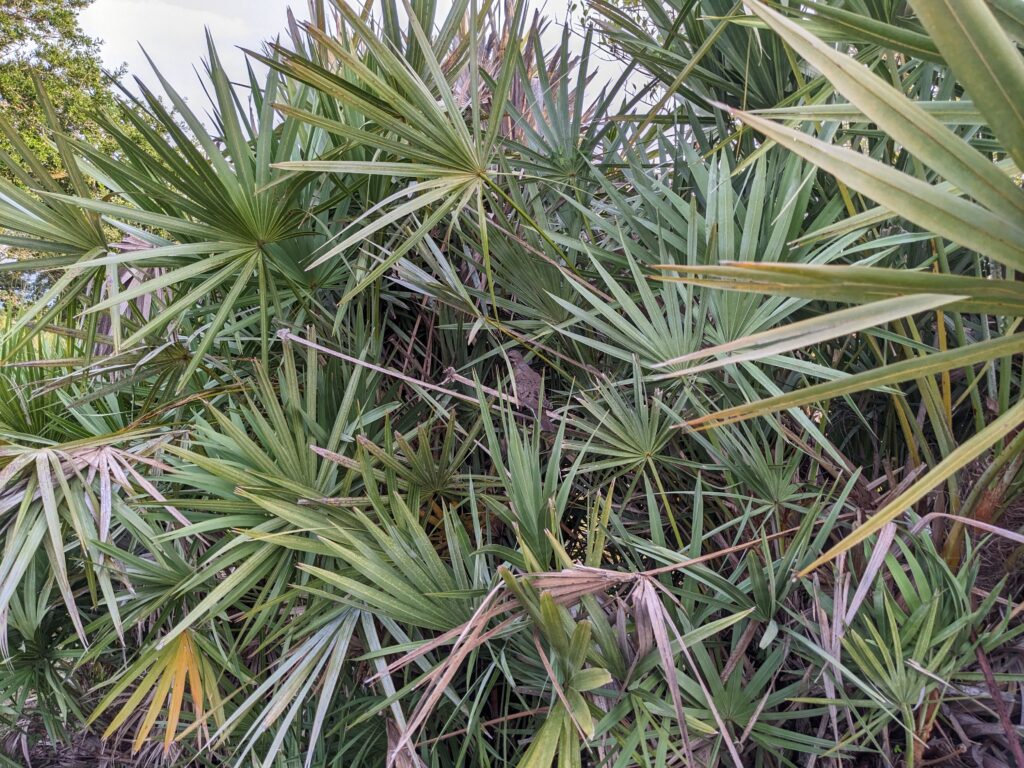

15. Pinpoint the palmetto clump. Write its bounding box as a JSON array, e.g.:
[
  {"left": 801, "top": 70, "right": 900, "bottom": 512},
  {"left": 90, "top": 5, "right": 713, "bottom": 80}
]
[{"left": 0, "top": 0, "right": 1022, "bottom": 765}]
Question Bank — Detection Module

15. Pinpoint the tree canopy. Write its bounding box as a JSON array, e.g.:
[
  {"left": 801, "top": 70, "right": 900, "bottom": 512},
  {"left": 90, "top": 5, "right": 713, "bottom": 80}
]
[{"left": 0, "top": 0, "right": 118, "bottom": 172}]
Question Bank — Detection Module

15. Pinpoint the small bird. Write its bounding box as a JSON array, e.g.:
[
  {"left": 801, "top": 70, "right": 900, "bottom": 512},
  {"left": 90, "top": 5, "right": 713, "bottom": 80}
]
[{"left": 507, "top": 350, "right": 554, "bottom": 431}]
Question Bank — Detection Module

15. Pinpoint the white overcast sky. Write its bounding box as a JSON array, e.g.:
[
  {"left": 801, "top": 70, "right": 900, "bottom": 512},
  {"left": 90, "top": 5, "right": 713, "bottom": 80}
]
[
  {"left": 80, "top": 0, "right": 296, "bottom": 107},
  {"left": 79, "top": 0, "right": 633, "bottom": 117}
]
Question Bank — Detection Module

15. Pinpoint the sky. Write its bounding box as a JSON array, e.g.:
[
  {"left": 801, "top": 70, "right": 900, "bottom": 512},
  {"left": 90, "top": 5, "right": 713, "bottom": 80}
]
[
  {"left": 80, "top": 0, "right": 295, "bottom": 107},
  {"left": 78, "top": 0, "right": 634, "bottom": 118}
]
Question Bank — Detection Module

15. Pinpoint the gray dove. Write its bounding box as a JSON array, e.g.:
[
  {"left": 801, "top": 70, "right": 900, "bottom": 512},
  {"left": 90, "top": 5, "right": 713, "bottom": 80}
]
[{"left": 507, "top": 350, "right": 554, "bottom": 431}]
